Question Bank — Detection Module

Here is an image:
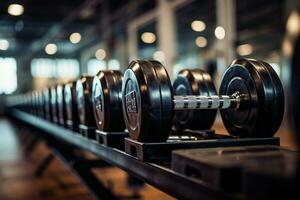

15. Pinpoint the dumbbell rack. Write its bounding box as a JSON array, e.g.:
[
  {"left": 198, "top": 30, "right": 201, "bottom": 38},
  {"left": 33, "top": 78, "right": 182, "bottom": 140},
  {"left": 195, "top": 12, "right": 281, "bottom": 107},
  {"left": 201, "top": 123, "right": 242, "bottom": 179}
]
[
  {"left": 95, "top": 130, "right": 129, "bottom": 149},
  {"left": 124, "top": 134, "right": 279, "bottom": 161},
  {"left": 7, "top": 108, "right": 293, "bottom": 200}
]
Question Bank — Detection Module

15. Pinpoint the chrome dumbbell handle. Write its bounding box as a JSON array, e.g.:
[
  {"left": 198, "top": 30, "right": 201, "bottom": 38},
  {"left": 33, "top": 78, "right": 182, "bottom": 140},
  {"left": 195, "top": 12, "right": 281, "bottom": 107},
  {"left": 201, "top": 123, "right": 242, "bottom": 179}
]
[{"left": 173, "top": 92, "right": 241, "bottom": 110}]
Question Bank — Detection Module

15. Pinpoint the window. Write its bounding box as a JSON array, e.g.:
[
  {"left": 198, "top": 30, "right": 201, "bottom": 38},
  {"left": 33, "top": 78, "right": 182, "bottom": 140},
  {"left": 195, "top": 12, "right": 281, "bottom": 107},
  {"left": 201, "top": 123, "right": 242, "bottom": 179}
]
[
  {"left": 173, "top": 1, "right": 217, "bottom": 78},
  {"left": 87, "top": 59, "right": 106, "bottom": 75},
  {"left": 137, "top": 21, "right": 158, "bottom": 59},
  {"left": 108, "top": 59, "right": 121, "bottom": 70},
  {"left": 0, "top": 57, "right": 17, "bottom": 94},
  {"left": 31, "top": 58, "right": 79, "bottom": 78}
]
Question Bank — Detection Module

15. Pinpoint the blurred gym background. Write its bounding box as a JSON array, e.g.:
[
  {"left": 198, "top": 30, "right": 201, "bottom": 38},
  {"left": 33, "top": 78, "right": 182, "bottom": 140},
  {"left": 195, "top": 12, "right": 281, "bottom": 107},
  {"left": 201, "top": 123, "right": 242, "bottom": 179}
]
[{"left": 0, "top": 0, "right": 299, "bottom": 199}]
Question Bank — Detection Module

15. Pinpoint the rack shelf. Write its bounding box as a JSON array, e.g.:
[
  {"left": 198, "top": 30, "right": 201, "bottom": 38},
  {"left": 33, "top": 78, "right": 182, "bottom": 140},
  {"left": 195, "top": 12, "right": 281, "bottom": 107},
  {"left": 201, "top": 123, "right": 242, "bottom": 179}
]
[{"left": 9, "top": 109, "right": 237, "bottom": 200}]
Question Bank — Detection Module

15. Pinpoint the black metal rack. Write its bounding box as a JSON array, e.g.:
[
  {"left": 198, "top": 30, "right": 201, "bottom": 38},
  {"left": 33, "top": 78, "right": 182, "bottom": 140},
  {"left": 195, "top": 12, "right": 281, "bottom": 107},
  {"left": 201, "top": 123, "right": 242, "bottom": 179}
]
[{"left": 9, "top": 108, "right": 239, "bottom": 200}]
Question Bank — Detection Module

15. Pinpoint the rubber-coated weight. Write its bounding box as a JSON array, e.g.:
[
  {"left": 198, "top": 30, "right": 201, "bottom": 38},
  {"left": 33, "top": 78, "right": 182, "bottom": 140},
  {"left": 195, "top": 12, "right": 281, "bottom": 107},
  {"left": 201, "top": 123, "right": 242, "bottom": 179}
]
[
  {"left": 92, "top": 70, "right": 125, "bottom": 132},
  {"left": 219, "top": 58, "right": 284, "bottom": 137},
  {"left": 122, "top": 60, "right": 173, "bottom": 142},
  {"left": 76, "top": 76, "right": 96, "bottom": 126},
  {"left": 173, "top": 69, "right": 217, "bottom": 131},
  {"left": 56, "top": 84, "right": 67, "bottom": 126},
  {"left": 50, "top": 85, "right": 59, "bottom": 123},
  {"left": 43, "top": 87, "right": 52, "bottom": 121},
  {"left": 64, "top": 81, "right": 80, "bottom": 126}
]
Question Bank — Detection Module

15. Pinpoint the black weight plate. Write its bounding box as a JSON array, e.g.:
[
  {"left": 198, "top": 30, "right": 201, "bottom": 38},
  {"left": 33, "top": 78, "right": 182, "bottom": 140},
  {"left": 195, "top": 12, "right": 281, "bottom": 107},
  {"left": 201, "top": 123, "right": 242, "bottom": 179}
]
[
  {"left": 258, "top": 60, "right": 285, "bottom": 137},
  {"left": 35, "top": 91, "right": 40, "bottom": 116},
  {"left": 201, "top": 70, "right": 217, "bottom": 97},
  {"left": 31, "top": 91, "right": 37, "bottom": 115},
  {"left": 37, "top": 90, "right": 44, "bottom": 117},
  {"left": 64, "top": 81, "right": 79, "bottom": 124},
  {"left": 190, "top": 68, "right": 217, "bottom": 126},
  {"left": 220, "top": 58, "right": 284, "bottom": 137},
  {"left": 50, "top": 86, "right": 59, "bottom": 121},
  {"left": 76, "top": 76, "right": 96, "bottom": 126},
  {"left": 173, "top": 69, "right": 217, "bottom": 131},
  {"left": 56, "top": 84, "right": 67, "bottom": 125},
  {"left": 43, "top": 87, "right": 52, "bottom": 120},
  {"left": 150, "top": 60, "right": 174, "bottom": 139},
  {"left": 35, "top": 91, "right": 41, "bottom": 116},
  {"left": 122, "top": 60, "right": 171, "bottom": 142},
  {"left": 92, "top": 70, "right": 125, "bottom": 132}
]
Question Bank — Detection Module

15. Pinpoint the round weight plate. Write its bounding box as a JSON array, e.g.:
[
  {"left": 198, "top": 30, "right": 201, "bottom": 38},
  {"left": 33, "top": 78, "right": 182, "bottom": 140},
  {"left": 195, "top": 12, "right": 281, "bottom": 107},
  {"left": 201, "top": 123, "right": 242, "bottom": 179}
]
[
  {"left": 92, "top": 70, "right": 125, "bottom": 132},
  {"left": 122, "top": 60, "right": 172, "bottom": 142},
  {"left": 173, "top": 69, "right": 217, "bottom": 131},
  {"left": 150, "top": 60, "right": 173, "bottom": 139},
  {"left": 64, "top": 81, "right": 79, "bottom": 124},
  {"left": 57, "top": 84, "right": 67, "bottom": 125},
  {"left": 37, "top": 90, "right": 44, "bottom": 117},
  {"left": 220, "top": 58, "right": 284, "bottom": 137},
  {"left": 43, "top": 87, "right": 52, "bottom": 120},
  {"left": 31, "top": 91, "right": 37, "bottom": 115},
  {"left": 50, "top": 86, "right": 59, "bottom": 121},
  {"left": 37, "top": 91, "right": 42, "bottom": 116},
  {"left": 259, "top": 60, "right": 285, "bottom": 136},
  {"left": 76, "top": 76, "right": 95, "bottom": 126}
]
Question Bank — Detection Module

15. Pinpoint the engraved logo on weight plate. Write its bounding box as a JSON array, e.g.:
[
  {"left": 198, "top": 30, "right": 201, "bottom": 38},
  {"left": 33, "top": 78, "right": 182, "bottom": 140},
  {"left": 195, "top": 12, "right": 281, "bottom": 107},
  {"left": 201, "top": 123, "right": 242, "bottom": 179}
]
[
  {"left": 94, "top": 95, "right": 102, "bottom": 111},
  {"left": 125, "top": 91, "right": 137, "bottom": 113}
]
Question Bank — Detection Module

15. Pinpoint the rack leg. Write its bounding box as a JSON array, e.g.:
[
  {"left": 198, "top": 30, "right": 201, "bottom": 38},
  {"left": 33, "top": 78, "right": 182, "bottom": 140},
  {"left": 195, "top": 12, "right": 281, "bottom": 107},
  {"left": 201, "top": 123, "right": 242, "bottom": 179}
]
[
  {"left": 53, "top": 146, "right": 118, "bottom": 200},
  {"left": 34, "top": 153, "right": 55, "bottom": 177}
]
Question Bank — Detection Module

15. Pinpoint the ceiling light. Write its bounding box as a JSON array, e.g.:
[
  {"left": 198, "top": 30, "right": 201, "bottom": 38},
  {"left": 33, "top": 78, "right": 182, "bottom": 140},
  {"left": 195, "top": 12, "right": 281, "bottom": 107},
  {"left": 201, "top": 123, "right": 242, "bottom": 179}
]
[
  {"left": 195, "top": 36, "right": 207, "bottom": 48},
  {"left": 69, "top": 32, "right": 82, "bottom": 44},
  {"left": 237, "top": 44, "right": 253, "bottom": 56},
  {"left": 95, "top": 49, "right": 106, "bottom": 60},
  {"left": 8, "top": 4, "right": 24, "bottom": 16},
  {"left": 214, "top": 26, "right": 225, "bottom": 40},
  {"left": 141, "top": 32, "right": 156, "bottom": 44},
  {"left": 45, "top": 43, "right": 57, "bottom": 55},
  {"left": 286, "top": 11, "right": 300, "bottom": 37},
  {"left": 0, "top": 39, "right": 9, "bottom": 50},
  {"left": 191, "top": 20, "right": 206, "bottom": 32}
]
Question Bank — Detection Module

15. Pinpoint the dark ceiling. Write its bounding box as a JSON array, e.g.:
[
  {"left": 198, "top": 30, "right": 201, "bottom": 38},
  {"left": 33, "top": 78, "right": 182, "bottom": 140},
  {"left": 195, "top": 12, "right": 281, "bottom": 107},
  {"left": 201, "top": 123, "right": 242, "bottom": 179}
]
[
  {"left": 0, "top": 0, "right": 94, "bottom": 53},
  {"left": 0, "top": 0, "right": 285, "bottom": 59},
  {"left": 0, "top": 0, "right": 154, "bottom": 57}
]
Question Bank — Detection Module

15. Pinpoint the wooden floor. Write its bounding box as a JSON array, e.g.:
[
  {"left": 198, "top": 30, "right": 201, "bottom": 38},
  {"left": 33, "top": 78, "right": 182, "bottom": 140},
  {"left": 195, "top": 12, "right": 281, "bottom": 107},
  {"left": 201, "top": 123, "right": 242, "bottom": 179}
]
[{"left": 0, "top": 119, "right": 174, "bottom": 200}]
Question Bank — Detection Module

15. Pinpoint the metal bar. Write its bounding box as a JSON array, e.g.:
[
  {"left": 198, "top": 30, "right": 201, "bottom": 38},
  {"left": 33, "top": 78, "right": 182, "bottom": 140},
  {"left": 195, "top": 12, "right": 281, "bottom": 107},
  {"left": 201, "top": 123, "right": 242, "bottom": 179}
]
[{"left": 173, "top": 95, "right": 239, "bottom": 110}]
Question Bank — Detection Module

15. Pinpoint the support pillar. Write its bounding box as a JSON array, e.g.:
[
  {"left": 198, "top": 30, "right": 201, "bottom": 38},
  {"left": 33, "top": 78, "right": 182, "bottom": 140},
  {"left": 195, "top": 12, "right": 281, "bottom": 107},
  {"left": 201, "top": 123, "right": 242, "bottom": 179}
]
[{"left": 157, "top": 0, "right": 177, "bottom": 80}]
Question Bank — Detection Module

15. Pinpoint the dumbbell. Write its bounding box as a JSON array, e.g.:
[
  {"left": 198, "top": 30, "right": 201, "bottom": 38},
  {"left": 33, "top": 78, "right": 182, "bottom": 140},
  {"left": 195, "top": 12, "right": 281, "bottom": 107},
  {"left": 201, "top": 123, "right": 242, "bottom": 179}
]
[
  {"left": 30, "top": 91, "right": 38, "bottom": 115},
  {"left": 31, "top": 90, "right": 41, "bottom": 116},
  {"left": 64, "top": 81, "right": 80, "bottom": 131},
  {"left": 122, "top": 58, "right": 285, "bottom": 142},
  {"left": 50, "top": 85, "right": 59, "bottom": 123},
  {"left": 37, "top": 90, "right": 45, "bottom": 118},
  {"left": 43, "top": 87, "right": 52, "bottom": 121},
  {"left": 56, "top": 84, "right": 67, "bottom": 126},
  {"left": 173, "top": 69, "right": 217, "bottom": 131},
  {"left": 76, "top": 75, "right": 96, "bottom": 137},
  {"left": 92, "top": 70, "right": 125, "bottom": 132}
]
